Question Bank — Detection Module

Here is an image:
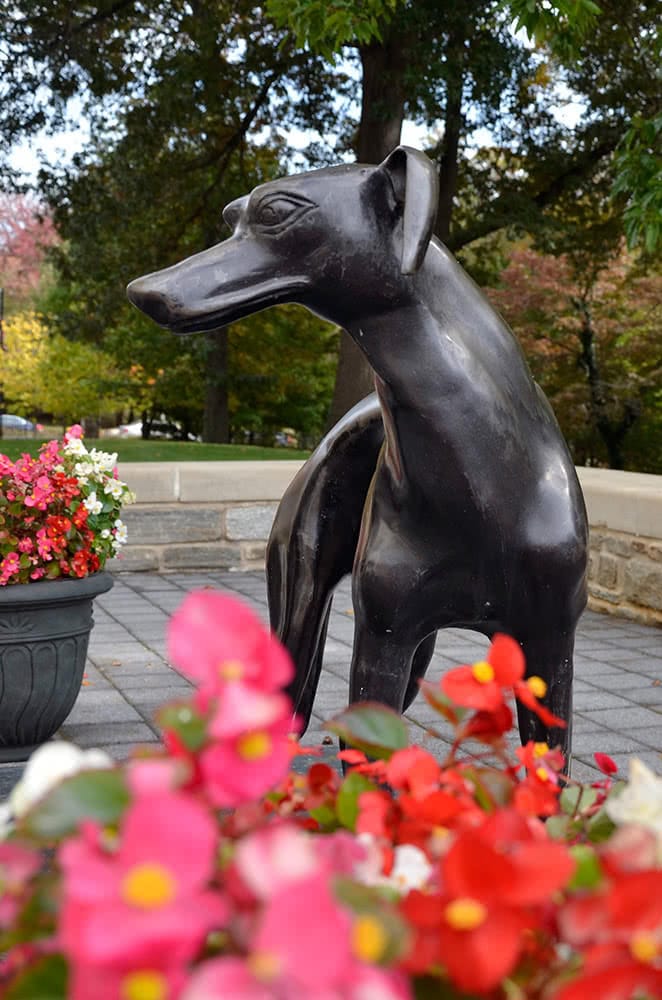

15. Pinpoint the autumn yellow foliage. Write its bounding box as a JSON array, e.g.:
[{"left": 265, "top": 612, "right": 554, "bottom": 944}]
[{"left": 1, "top": 311, "right": 125, "bottom": 423}]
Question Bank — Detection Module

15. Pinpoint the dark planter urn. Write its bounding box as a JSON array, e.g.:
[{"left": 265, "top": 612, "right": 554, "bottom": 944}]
[{"left": 0, "top": 571, "right": 114, "bottom": 762}]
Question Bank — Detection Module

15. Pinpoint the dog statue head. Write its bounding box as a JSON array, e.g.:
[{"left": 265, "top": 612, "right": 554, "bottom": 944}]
[{"left": 127, "top": 146, "right": 439, "bottom": 331}]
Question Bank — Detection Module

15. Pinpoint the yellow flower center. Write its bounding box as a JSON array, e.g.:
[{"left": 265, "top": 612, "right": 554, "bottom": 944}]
[
  {"left": 121, "top": 971, "right": 168, "bottom": 1000},
  {"left": 237, "top": 730, "right": 272, "bottom": 761},
  {"left": 535, "top": 766, "right": 550, "bottom": 782},
  {"left": 472, "top": 661, "right": 494, "bottom": 684},
  {"left": 533, "top": 742, "right": 549, "bottom": 757},
  {"left": 527, "top": 676, "right": 547, "bottom": 698},
  {"left": 121, "top": 863, "right": 176, "bottom": 909},
  {"left": 444, "top": 897, "right": 488, "bottom": 931},
  {"left": 248, "top": 951, "right": 282, "bottom": 981},
  {"left": 352, "top": 915, "right": 388, "bottom": 962},
  {"left": 630, "top": 933, "right": 659, "bottom": 964},
  {"left": 219, "top": 659, "right": 244, "bottom": 681}
]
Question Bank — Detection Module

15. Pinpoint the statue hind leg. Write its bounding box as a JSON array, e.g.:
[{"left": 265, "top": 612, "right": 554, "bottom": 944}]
[{"left": 267, "top": 393, "right": 384, "bottom": 734}]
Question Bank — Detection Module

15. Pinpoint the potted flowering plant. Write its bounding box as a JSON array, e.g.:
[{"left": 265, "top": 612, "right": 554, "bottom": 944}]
[
  {"left": 0, "top": 589, "right": 660, "bottom": 1000},
  {"left": 0, "top": 426, "right": 134, "bottom": 761}
]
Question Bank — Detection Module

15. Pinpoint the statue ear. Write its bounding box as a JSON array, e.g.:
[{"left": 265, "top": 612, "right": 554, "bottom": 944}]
[{"left": 378, "top": 146, "right": 439, "bottom": 275}]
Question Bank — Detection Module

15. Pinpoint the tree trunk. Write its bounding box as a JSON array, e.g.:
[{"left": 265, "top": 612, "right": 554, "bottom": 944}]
[
  {"left": 326, "top": 32, "right": 408, "bottom": 430},
  {"left": 576, "top": 297, "right": 638, "bottom": 469},
  {"left": 435, "top": 29, "right": 466, "bottom": 243},
  {"left": 203, "top": 328, "right": 229, "bottom": 443}
]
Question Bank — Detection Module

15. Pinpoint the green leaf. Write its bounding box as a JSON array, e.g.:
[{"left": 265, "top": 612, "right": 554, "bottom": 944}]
[
  {"left": 545, "top": 813, "right": 574, "bottom": 840},
  {"left": 327, "top": 702, "right": 409, "bottom": 760},
  {"left": 587, "top": 808, "right": 616, "bottom": 843},
  {"left": 156, "top": 702, "right": 207, "bottom": 751},
  {"left": 413, "top": 974, "right": 482, "bottom": 999},
  {"left": 560, "top": 785, "right": 598, "bottom": 816},
  {"left": 463, "top": 766, "right": 513, "bottom": 810},
  {"left": 568, "top": 844, "right": 603, "bottom": 890},
  {"left": 336, "top": 771, "right": 376, "bottom": 830},
  {"left": 309, "top": 803, "right": 338, "bottom": 830},
  {"left": 5, "top": 954, "right": 68, "bottom": 999},
  {"left": 420, "top": 681, "right": 467, "bottom": 726},
  {"left": 22, "top": 770, "right": 130, "bottom": 840}
]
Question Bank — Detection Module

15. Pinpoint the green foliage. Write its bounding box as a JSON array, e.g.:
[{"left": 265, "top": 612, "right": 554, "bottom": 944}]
[
  {"left": 1, "top": 311, "right": 126, "bottom": 424},
  {"left": 4, "top": 955, "right": 67, "bottom": 1000},
  {"left": 336, "top": 772, "right": 377, "bottom": 831},
  {"left": 327, "top": 702, "right": 410, "bottom": 760},
  {"left": 612, "top": 113, "right": 662, "bottom": 255},
  {"left": 21, "top": 771, "right": 130, "bottom": 841},
  {"left": 266, "top": 0, "right": 400, "bottom": 57},
  {"left": 506, "top": 0, "right": 602, "bottom": 55}
]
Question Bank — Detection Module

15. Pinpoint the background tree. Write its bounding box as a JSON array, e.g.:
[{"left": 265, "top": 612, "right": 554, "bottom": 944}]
[
  {"left": 267, "top": 0, "right": 660, "bottom": 423},
  {"left": 0, "top": 194, "right": 57, "bottom": 308},
  {"left": 488, "top": 245, "right": 662, "bottom": 471},
  {"left": 1, "top": 0, "right": 343, "bottom": 441},
  {"left": 2, "top": 311, "right": 125, "bottom": 427}
]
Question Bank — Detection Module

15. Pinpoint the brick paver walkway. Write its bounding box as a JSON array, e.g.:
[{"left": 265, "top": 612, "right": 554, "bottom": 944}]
[{"left": 1, "top": 570, "right": 660, "bottom": 794}]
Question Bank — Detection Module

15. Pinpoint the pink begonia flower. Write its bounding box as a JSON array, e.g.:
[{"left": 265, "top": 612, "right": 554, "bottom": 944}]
[
  {"left": 181, "top": 957, "right": 274, "bottom": 1000},
  {"left": 59, "top": 790, "right": 226, "bottom": 968},
  {"left": 184, "top": 874, "right": 364, "bottom": 999},
  {"left": 233, "top": 825, "right": 371, "bottom": 903},
  {"left": 182, "top": 944, "right": 412, "bottom": 999},
  {"left": 64, "top": 423, "right": 84, "bottom": 442},
  {"left": 251, "top": 874, "right": 353, "bottom": 991},
  {"left": 69, "top": 960, "right": 187, "bottom": 1000},
  {"left": 233, "top": 822, "right": 319, "bottom": 900},
  {"left": 200, "top": 685, "right": 294, "bottom": 807},
  {"left": 128, "top": 757, "right": 190, "bottom": 796},
  {"left": 168, "top": 590, "right": 293, "bottom": 695}
]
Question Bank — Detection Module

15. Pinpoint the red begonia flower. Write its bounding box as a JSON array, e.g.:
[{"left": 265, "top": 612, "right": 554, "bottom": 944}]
[{"left": 441, "top": 633, "right": 524, "bottom": 711}]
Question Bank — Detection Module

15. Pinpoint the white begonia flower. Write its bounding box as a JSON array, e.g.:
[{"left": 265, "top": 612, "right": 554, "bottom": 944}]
[
  {"left": 83, "top": 492, "right": 103, "bottom": 515},
  {"left": 101, "top": 528, "right": 111, "bottom": 539},
  {"left": 89, "top": 448, "right": 117, "bottom": 472},
  {"left": 114, "top": 519, "right": 128, "bottom": 544},
  {"left": 104, "top": 478, "right": 126, "bottom": 500},
  {"left": 355, "top": 835, "right": 433, "bottom": 893},
  {"left": 73, "top": 462, "right": 91, "bottom": 484},
  {"left": 386, "top": 844, "right": 434, "bottom": 892},
  {"left": 64, "top": 438, "right": 87, "bottom": 458},
  {"left": 3, "top": 742, "right": 114, "bottom": 836},
  {"left": 605, "top": 758, "right": 662, "bottom": 848}
]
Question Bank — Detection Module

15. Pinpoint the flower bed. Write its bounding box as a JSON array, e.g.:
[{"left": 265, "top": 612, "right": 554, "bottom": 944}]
[{"left": 0, "top": 591, "right": 660, "bottom": 999}]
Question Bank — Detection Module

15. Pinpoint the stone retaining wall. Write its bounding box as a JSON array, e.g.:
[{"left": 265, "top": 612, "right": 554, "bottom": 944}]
[
  {"left": 579, "top": 468, "right": 662, "bottom": 625},
  {"left": 110, "top": 461, "right": 662, "bottom": 625}
]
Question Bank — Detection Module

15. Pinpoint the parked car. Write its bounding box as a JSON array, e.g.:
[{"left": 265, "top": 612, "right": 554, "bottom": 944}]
[
  {"left": 109, "top": 419, "right": 198, "bottom": 441},
  {"left": 274, "top": 428, "right": 299, "bottom": 448},
  {"left": 0, "top": 414, "right": 35, "bottom": 433}
]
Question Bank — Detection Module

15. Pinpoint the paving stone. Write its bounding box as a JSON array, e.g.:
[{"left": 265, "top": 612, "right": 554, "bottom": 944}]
[
  {"left": 570, "top": 731, "right": 653, "bottom": 755},
  {"left": 575, "top": 705, "right": 662, "bottom": 729},
  {"left": 617, "top": 749, "right": 662, "bottom": 772},
  {"left": 572, "top": 690, "right": 634, "bottom": 711},
  {"left": 64, "top": 690, "right": 143, "bottom": 725},
  {"left": 592, "top": 671, "right": 655, "bottom": 690},
  {"left": 57, "top": 722, "right": 159, "bottom": 747},
  {"left": 569, "top": 759, "right": 602, "bottom": 782},
  {"left": 0, "top": 762, "right": 25, "bottom": 797}
]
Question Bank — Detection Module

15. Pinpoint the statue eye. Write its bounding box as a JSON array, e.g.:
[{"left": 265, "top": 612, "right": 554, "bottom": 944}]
[{"left": 252, "top": 193, "right": 314, "bottom": 232}]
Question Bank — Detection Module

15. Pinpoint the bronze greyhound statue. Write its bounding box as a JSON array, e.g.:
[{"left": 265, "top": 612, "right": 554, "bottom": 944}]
[{"left": 127, "top": 146, "right": 588, "bottom": 763}]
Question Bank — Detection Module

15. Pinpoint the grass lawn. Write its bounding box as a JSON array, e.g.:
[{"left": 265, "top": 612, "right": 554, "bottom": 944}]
[{"left": 0, "top": 437, "right": 311, "bottom": 462}]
